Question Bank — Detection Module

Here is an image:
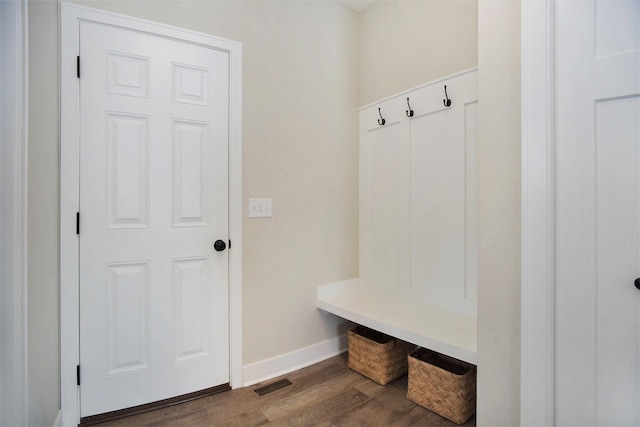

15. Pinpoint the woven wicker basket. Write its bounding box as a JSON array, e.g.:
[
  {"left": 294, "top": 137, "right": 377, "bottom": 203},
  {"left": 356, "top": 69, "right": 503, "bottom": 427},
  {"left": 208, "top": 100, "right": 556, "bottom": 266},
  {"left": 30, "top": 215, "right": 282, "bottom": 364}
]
[
  {"left": 407, "top": 348, "right": 477, "bottom": 424},
  {"left": 347, "top": 325, "right": 414, "bottom": 385}
]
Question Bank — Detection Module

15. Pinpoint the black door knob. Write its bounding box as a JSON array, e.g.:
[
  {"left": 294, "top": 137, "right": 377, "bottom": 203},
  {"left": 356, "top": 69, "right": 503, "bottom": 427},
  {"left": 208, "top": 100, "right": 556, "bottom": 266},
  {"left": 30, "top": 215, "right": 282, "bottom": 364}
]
[
  {"left": 635, "top": 278, "right": 640, "bottom": 290},
  {"left": 214, "top": 240, "right": 226, "bottom": 252}
]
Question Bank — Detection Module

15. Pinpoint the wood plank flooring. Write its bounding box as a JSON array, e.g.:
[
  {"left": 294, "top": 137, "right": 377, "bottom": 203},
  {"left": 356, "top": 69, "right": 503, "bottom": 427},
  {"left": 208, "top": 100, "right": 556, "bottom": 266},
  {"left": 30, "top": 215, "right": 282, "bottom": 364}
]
[{"left": 93, "top": 353, "right": 476, "bottom": 426}]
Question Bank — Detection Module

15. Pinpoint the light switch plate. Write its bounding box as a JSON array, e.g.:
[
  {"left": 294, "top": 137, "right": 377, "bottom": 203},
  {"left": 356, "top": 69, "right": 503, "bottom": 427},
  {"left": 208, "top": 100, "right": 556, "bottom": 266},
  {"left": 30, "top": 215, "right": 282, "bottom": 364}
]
[{"left": 249, "top": 198, "right": 272, "bottom": 218}]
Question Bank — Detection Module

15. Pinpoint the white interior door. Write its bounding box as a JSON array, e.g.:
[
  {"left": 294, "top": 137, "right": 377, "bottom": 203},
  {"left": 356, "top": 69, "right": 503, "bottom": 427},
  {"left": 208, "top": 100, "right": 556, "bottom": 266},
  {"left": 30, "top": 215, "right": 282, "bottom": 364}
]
[
  {"left": 79, "top": 21, "right": 230, "bottom": 417},
  {"left": 555, "top": 0, "right": 640, "bottom": 424}
]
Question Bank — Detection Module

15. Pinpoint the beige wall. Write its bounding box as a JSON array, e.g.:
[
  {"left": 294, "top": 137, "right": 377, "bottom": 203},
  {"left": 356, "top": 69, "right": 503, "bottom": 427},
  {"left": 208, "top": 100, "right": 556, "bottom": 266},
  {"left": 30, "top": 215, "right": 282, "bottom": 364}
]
[
  {"left": 477, "top": 0, "right": 521, "bottom": 425},
  {"left": 359, "top": 0, "right": 477, "bottom": 106},
  {"left": 28, "top": 1, "right": 61, "bottom": 425}
]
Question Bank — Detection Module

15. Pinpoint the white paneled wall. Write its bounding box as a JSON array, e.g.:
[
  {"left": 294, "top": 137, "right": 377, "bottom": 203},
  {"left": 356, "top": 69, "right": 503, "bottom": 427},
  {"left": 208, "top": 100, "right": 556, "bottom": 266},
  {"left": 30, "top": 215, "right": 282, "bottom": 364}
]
[{"left": 359, "top": 69, "right": 478, "bottom": 316}]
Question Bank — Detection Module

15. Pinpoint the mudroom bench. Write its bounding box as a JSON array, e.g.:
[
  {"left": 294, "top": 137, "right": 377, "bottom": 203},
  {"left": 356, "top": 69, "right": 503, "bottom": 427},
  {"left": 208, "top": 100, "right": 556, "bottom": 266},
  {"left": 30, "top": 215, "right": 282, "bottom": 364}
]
[
  {"left": 316, "top": 278, "right": 477, "bottom": 365},
  {"left": 321, "top": 70, "right": 480, "bottom": 367}
]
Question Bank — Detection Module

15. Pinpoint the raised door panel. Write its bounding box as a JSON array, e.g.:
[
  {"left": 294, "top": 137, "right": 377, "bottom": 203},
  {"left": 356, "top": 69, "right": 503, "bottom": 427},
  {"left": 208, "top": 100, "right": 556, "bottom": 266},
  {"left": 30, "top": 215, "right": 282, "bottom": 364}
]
[
  {"left": 107, "top": 52, "right": 149, "bottom": 98},
  {"left": 173, "top": 63, "right": 209, "bottom": 105},
  {"left": 173, "top": 120, "right": 208, "bottom": 227},
  {"left": 106, "top": 262, "right": 149, "bottom": 375},
  {"left": 173, "top": 257, "right": 209, "bottom": 363},
  {"left": 107, "top": 113, "right": 149, "bottom": 229}
]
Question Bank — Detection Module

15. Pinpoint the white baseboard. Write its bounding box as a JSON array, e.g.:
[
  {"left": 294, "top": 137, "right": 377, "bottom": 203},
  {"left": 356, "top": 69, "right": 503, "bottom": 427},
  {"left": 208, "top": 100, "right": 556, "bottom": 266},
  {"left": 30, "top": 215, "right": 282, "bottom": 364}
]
[
  {"left": 52, "top": 410, "right": 63, "bottom": 427},
  {"left": 242, "top": 334, "right": 348, "bottom": 387}
]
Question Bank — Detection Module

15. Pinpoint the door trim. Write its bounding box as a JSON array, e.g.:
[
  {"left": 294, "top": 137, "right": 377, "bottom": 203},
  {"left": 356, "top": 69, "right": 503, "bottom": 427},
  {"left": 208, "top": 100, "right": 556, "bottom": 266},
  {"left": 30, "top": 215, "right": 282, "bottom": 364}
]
[
  {"left": 0, "top": 1, "right": 29, "bottom": 425},
  {"left": 520, "top": 0, "right": 555, "bottom": 425},
  {"left": 60, "top": 3, "right": 243, "bottom": 425}
]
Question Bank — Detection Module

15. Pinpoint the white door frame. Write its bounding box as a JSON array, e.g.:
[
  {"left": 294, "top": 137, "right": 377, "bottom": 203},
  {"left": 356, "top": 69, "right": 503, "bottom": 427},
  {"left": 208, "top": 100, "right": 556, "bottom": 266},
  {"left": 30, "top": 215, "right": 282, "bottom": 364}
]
[
  {"left": 60, "top": 3, "right": 243, "bottom": 425},
  {"left": 521, "top": 0, "right": 555, "bottom": 425},
  {"left": 0, "top": 0, "right": 29, "bottom": 425}
]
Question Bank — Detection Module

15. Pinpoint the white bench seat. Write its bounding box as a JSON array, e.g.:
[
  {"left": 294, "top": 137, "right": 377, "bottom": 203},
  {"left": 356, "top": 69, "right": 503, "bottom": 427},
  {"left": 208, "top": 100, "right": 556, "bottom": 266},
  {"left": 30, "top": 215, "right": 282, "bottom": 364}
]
[{"left": 316, "top": 279, "right": 477, "bottom": 365}]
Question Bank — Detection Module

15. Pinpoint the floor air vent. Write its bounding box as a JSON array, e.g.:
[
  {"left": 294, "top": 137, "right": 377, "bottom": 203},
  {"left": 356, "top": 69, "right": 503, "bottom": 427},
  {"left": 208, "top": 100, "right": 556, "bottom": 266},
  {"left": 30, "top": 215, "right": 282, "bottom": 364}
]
[{"left": 253, "top": 378, "right": 292, "bottom": 396}]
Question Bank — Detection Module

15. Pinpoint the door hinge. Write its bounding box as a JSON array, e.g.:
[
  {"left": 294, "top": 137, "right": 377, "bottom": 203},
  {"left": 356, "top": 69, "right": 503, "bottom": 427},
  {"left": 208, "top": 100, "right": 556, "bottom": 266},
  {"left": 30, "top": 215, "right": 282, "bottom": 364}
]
[
  {"left": 76, "top": 212, "right": 80, "bottom": 235},
  {"left": 77, "top": 365, "right": 80, "bottom": 386},
  {"left": 77, "top": 56, "right": 80, "bottom": 78},
  {"left": 229, "top": 239, "right": 231, "bottom": 249}
]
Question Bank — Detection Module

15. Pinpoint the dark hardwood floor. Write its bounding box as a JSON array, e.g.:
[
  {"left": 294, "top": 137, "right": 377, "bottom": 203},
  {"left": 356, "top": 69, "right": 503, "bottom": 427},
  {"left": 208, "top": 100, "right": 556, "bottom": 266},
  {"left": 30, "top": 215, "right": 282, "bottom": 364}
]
[{"left": 93, "top": 353, "right": 476, "bottom": 426}]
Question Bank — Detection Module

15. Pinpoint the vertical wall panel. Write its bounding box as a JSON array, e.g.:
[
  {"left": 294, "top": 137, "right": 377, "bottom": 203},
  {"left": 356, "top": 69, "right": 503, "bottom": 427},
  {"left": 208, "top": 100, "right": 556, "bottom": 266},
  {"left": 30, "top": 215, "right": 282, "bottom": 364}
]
[
  {"left": 465, "top": 102, "right": 479, "bottom": 304},
  {"left": 359, "top": 69, "right": 477, "bottom": 316},
  {"left": 410, "top": 109, "right": 466, "bottom": 300},
  {"left": 361, "top": 122, "right": 410, "bottom": 293}
]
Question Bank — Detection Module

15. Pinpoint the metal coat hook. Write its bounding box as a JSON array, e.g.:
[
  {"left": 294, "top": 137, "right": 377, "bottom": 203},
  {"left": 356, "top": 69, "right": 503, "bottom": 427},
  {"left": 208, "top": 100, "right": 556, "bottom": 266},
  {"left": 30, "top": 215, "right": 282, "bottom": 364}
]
[
  {"left": 406, "top": 98, "right": 414, "bottom": 117},
  {"left": 377, "top": 107, "right": 386, "bottom": 126},
  {"left": 443, "top": 85, "right": 452, "bottom": 107}
]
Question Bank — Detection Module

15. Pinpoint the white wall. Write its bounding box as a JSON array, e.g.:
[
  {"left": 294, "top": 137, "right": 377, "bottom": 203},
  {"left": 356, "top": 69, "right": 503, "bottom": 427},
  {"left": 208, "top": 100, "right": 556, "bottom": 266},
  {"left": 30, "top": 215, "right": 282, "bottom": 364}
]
[
  {"left": 477, "top": 0, "right": 521, "bottom": 425},
  {"left": 359, "top": 0, "right": 478, "bottom": 106}
]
